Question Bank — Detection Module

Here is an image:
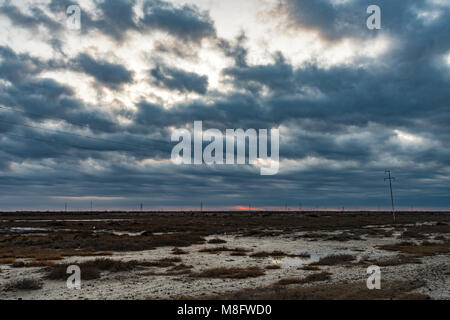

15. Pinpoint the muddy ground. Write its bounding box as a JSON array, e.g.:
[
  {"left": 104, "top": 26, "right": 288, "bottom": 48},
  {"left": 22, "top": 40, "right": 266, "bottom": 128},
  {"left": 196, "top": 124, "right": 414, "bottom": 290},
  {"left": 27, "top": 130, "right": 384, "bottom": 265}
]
[{"left": 0, "top": 211, "right": 449, "bottom": 300}]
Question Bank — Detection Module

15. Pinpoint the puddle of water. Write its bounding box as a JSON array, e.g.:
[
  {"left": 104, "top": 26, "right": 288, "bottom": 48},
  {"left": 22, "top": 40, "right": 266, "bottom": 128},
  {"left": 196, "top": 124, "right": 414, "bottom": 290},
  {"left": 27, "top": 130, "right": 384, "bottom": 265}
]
[
  {"left": 111, "top": 231, "right": 144, "bottom": 237},
  {"left": 152, "top": 232, "right": 180, "bottom": 236},
  {"left": 10, "top": 227, "right": 49, "bottom": 232}
]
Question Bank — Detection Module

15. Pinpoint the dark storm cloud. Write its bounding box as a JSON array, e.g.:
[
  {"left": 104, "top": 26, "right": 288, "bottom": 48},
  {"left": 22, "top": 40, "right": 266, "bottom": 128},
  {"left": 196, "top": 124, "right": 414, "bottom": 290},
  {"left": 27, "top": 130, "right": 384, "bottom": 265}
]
[
  {"left": 134, "top": 92, "right": 268, "bottom": 131},
  {"left": 223, "top": 52, "right": 295, "bottom": 93},
  {"left": 217, "top": 32, "right": 249, "bottom": 67},
  {"left": 96, "top": 0, "right": 139, "bottom": 40},
  {"left": 150, "top": 64, "right": 208, "bottom": 94},
  {"left": 283, "top": 0, "right": 413, "bottom": 42},
  {"left": 47, "top": 0, "right": 216, "bottom": 43},
  {"left": 0, "top": 46, "right": 121, "bottom": 134},
  {"left": 141, "top": 0, "right": 216, "bottom": 43},
  {"left": 0, "top": 77, "right": 120, "bottom": 134},
  {"left": 153, "top": 40, "right": 201, "bottom": 60},
  {"left": 47, "top": 0, "right": 138, "bottom": 41},
  {"left": 0, "top": 46, "right": 46, "bottom": 83},
  {"left": 1, "top": 0, "right": 450, "bottom": 209},
  {"left": 0, "top": 3, "right": 62, "bottom": 32},
  {"left": 284, "top": 0, "right": 450, "bottom": 50},
  {"left": 284, "top": 0, "right": 343, "bottom": 40},
  {"left": 72, "top": 53, "right": 133, "bottom": 89}
]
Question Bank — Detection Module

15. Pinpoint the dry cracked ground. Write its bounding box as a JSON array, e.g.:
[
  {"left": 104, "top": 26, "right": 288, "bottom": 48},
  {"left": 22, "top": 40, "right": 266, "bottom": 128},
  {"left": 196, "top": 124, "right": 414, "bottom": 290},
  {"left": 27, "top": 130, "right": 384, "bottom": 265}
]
[{"left": 0, "top": 211, "right": 449, "bottom": 300}]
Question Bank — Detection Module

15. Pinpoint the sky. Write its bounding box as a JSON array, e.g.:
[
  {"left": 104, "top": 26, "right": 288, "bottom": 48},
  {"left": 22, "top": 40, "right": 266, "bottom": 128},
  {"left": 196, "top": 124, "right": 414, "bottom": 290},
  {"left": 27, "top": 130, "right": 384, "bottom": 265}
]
[{"left": 0, "top": 0, "right": 449, "bottom": 211}]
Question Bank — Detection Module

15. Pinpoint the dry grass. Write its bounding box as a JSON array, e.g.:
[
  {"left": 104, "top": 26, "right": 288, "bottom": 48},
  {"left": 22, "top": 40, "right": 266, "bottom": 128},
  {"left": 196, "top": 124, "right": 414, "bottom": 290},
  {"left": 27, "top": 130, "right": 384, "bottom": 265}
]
[
  {"left": 327, "top": 232, "right": 362, "bottom": 241},
  {"left": 80, "top": 258, "right": 141, "bottom": 271},
  {"left": 360, "top": 255, "right": 422, "bottom": 267},
  {"left": 0, "top": 249, "right": 113, "bottom": 261},
  {"left": 400, "top": 230, "right": 428, "bottom": 239},
  {"left": 276, "top": 272, "right": 331, "bottom": 286},
  {"left": 33, "top": 253, "right": 63, "bottom": 261},
  {"left": 250, "top": 251, "right": 309, "bottom": 258},
  {"left": 181, "top": 280, "right": 428, "bottom": 300},
  {"left": 144, "top": 257, "right": 182, "bottom": 268},
  {"left": 46, "top": 265, "right": 99, "bottom": 280},
  {"left": 310, "top": 254, "right": 356, "bottom": 266},
  {"left": 168, "top": 264, "right": 193, "bottom": 272},
  {"left": 0, "top": 231, "right": 205, "bottom": 255},
  {"left": 171, "top": 248, "right": 188, "bottom": 255},
  {"left": 199, "top": 247, "right": 249, "bottom": 255},
  {"left": 0, "top": 257, "right": 16, "bottom": 264},
  {"left": 12, "top": 260, "right": 56, "bottom": 268},
  {"left": 265, "top": 265, "right": 281, "bottom": 270},
  {"left": 143, "top": 264, "right": 194, "bottom": 276},
  {"left": 299, "top": 265, "right": 321, "bottom": 271},
  {"left": 61, "top": 250, "right": 113, "bottom": 257},
  {"left": 230, "top": 251, "right": 247, "bottom": 256},
  {"left": 379, "top": 242, "right": 450, "bottom": 256},
  {"left": 208, "top": 238, "right": 227, "bottom": 244},
  {"left": 4, "top": 278, "right": 43, "bottom": 291},
  {"left": 192, "top": 266, "right": 265, "bottom": 279},
  {"left": 45, "top": 258, "right": 159, "bottom": 280}
]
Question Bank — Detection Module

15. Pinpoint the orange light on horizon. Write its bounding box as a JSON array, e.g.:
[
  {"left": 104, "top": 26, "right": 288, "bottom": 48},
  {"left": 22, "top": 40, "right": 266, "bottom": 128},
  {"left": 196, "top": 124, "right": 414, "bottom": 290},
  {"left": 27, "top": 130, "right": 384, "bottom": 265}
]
[{"left": 233, "top": 205, "right": 265, "bottom": 211}]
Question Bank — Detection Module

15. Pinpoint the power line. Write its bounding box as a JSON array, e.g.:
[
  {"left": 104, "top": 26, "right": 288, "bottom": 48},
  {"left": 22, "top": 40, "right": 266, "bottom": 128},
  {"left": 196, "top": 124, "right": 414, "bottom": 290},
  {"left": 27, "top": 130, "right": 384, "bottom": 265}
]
[{"left": 384, "top": 170, "right": 396, "bottom": 223}]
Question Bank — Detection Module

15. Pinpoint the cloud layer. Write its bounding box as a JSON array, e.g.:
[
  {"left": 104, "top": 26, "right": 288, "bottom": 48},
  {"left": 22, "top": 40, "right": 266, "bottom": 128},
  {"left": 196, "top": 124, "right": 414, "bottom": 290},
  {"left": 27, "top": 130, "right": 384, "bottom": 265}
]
[{"left": 0, "top": 0, "right": 449, "bottom": 210}]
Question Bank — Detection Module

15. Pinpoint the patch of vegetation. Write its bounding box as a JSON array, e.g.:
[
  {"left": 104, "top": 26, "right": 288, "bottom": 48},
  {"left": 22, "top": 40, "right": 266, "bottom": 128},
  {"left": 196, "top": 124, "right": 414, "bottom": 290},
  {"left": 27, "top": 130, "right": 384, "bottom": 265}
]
[
  {"left": 46, "top": 258, "right": 169, "bottom": 280},
  {"left": 358, "top": 255, "right": 422, "bottom": 267},
  {"left": 144, "top": 257, "right": 182, "bottom": 268},
  {"left": 208, "top": 238, "right": 227, "bottom": 244},
  {"left": 180, "top": 280, "right": 428, "bottom": 300},
  {"left": 379, "top": 242, "right": 450, "bottom": 256},
  {"left": 299, "top": 265, "right": 321, "bottom": 271},
  {"left": 192, "top": 266, "right": 265, "bottom": 279},
  {"left": 33, "top": 253, "right": 63, "bottom": 261},
  {"left": 12, "top": 260, "right": 56, "bottom": 268},
  {"left": 0, "top": 257, "right": 16, "bottom": 264},
  {"left": 265, "top": 265, "right": 281, "bottom": 270},
  {"left": 310, "top": 254, "right": 356, "bottom": 266},
  {"left": 327, "top": 232, "right": 361, "bottom": 242},
  {"left": 199, "top": 247, "right": 249, "bottom": 254},
  {"left": 171, "top": 248, "right": 188, "bottom": 255},
  {"left": 400, "top": 230, "right": 428, "bottom": 240},
  {"left": 230, "top": 251, "right": 247, "bottom": 256},
  {"left": 144, "top": 263, "right": 194, "bottom": 276},
  {"left": 250, "top": 251, "right": 309, "bottom": 258},
  {"left": 276, "top": 272, "right": 332, "bottom": 285},
  {"left": 4, "top": 278, "right": 43, "bottom": 291}
]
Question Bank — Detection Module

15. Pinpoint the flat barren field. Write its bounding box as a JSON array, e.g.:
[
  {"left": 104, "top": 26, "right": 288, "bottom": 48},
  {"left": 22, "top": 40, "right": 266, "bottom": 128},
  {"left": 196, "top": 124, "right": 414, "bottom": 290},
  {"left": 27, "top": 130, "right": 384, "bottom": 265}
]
[{"left": 0, "top": 211, "right": 449, "bottom": 300}]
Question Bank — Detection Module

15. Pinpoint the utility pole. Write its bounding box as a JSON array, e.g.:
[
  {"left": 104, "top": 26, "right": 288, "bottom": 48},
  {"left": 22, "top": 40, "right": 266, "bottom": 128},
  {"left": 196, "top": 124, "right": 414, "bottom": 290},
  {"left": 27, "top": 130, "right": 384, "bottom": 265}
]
[
  {"left": 140, "top": 203, "right": 143, "bottom": 212},
  {"left": 384, "top": 170, "right": 396, "bottom": 223},
  {"left": 90, "top": 200, "right": 93, "bottom": 212}
]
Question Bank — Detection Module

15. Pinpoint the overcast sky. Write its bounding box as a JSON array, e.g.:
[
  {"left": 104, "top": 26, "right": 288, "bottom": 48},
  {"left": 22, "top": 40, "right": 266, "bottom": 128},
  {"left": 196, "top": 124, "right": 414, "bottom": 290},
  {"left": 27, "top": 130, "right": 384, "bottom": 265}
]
[{"left": 0, "top": 0, "right": 449, "bottom": 211}]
